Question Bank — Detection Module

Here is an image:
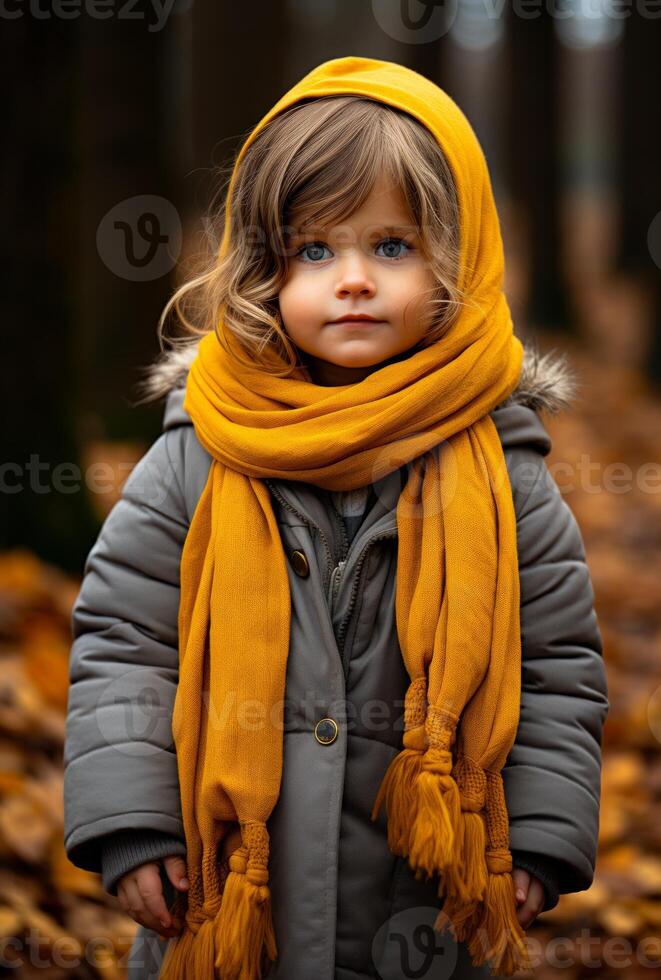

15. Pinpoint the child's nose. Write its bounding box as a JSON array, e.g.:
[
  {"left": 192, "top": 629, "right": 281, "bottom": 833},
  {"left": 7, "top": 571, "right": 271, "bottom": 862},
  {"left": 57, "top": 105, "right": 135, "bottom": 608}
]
[{"left": 334, "top": 260, "right": 376, "bottom": 298}]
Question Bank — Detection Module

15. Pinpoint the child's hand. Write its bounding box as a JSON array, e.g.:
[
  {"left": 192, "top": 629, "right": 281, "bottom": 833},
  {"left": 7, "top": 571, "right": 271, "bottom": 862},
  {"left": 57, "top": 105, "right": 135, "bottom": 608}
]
[
  {"left": 116, "top": 854, "right": 189, "bottom": 940},
  {"left": 512, "top": 867, "right": 545, "bottom": 930}
]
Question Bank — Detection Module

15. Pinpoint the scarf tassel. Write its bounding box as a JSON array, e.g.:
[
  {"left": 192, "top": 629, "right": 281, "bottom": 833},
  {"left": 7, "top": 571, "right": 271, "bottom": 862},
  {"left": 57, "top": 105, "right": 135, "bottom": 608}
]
[
  {"left": 370, "top": 742, "right": 465, "bottom": 884},
  {"left": 407, "top": 749, "right": 461, "bottom": 877},
  {"left": 159, "top": 847, "right": 277, "bottom": 980},
  {"left": 437, "top": 867, "right": 531, "bottom": 977},
  {"left": 470, "top": 770, "right": 532, "bottom": 977},
  {"left": 370, "top": 725, "right": 531, "bottom": 977},
  {"left": 456, "top": 810, "right": 488, "bottom": 901},
  {"left": 214, "top": 849, "right": 277, "bottom": 980},
  {"left": 466, "top": 861, "right": 532, "bottom": 977},
  {"left": 441, "top": 764, "right": 532, "bottom": 977},
  {"left": 159, "top": 907, "right": 221, "bottom": 980},
  {"left": 370, "top": 747, "right": 422, "bottom": 856},
  {"left": 436, "top": 815, "right": 486, "bottom": 950},
  {"left": 438, "top": 808, "right": 488, "bottom": 920}
]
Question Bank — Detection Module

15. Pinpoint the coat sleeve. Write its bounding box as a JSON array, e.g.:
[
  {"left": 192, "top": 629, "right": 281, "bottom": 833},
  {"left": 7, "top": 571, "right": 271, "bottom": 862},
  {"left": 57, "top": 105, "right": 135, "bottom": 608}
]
[
  {"left": 63, "top": 428, "right": 190, "bottom": 876},
  {"left": 502, "top": 443, "right": 609, "bottom": 898},
  {"left": 101, "top": 829, "right": 187, "bottom": 896},
  {"left": 510, "top": 849, "right": 560, "bottom": 912}
]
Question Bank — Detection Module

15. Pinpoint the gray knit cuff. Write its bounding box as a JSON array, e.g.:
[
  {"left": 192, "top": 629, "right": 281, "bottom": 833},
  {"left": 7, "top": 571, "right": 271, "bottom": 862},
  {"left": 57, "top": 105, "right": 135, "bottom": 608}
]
[
  {"left": 511, "top": 849, "right": 561, "bottom": 912},
  {"left": 101, "top": 830, "right": 187, "bottom": 897}
]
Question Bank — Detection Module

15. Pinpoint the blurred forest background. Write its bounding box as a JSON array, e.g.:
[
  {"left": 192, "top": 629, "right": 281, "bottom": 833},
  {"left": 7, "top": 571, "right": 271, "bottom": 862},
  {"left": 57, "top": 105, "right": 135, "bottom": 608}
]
[{"left": 1, "top": 1, "right": 661, "bottom": 977}]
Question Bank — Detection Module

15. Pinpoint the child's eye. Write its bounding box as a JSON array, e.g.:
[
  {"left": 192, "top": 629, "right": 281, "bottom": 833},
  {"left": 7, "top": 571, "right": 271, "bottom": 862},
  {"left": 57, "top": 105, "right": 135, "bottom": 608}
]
[
  {"left": 375, "top": 237, "right": 413, "bottom": 260},
  {"left": 296, "top": 242, "right": 332, "bottom": 263},
  {"left": 294, "top": 237, "right": 414, "bottom": 264}
]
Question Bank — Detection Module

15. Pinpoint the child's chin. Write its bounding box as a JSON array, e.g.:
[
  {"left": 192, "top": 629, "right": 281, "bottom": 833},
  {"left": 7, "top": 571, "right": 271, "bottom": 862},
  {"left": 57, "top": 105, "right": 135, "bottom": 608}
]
[{"left": 330, "top": 346, "right": 393, "bottom": 367}]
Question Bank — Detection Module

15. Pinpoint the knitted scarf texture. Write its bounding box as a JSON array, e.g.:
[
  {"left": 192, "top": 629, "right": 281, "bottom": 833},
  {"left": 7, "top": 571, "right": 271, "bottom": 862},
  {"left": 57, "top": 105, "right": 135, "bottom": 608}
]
[{"left": 159, "top": 55, "right": 531, "bottom": 979}]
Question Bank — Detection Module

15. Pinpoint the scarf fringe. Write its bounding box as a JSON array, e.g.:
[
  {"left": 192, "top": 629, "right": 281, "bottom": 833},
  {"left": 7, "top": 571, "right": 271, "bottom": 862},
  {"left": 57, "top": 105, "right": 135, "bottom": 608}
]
[
  {"left": 407, "top": 761, "right": 460, "bottom": 876},
  {"left": 438, "top": 808, "right": 488, "bottom": 909},
  {"left": 370, "top": 747, "right": 422, "bottom": 856},
  {"left": 159, "top": 910, "right": 219, "bottom": 980},
  {"left": 214, "top": 865, "right": 277, "bottom": 980},
  {"left": 160, "top": 842, "right": 277, "bottom": 980},
  {"left": 465, "top": 870, "right": 532, "bottom": 976},
  {"left": 457, "top": 810, "right": 488, "bottom": 901},
  {"left": 373, "top": 745, "right": 531, "bottom": 978},
  {"left": 436, "top": 870, "right": 532, "bottom": 977}
]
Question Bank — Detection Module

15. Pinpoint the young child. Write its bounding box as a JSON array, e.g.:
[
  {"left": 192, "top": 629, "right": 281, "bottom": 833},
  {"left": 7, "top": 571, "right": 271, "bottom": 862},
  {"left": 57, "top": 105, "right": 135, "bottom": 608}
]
[{"left": 63, "top": 57, "right": 609, "bottom": 980}]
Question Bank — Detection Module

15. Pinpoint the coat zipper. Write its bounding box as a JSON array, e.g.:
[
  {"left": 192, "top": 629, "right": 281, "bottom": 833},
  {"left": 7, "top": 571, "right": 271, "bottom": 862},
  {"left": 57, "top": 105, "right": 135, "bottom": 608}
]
[
  {"left": 336, "top": 528, "right": 397, "bottom": 670},
  {"left": 264, "top": 478, "right": 397, "bottom": 676},
  {"left": 328, "top": 559, "right": 347, "bottom": 609},
  {"left": 325, "top": 493, "right": 351, "bottom": 612}
]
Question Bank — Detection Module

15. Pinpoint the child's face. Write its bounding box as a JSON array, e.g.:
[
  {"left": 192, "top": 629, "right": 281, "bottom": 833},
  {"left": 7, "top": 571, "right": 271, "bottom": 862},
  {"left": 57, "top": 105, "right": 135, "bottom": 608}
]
[{"left": 279, "top": 176, "right": 435, "bottom": 386}]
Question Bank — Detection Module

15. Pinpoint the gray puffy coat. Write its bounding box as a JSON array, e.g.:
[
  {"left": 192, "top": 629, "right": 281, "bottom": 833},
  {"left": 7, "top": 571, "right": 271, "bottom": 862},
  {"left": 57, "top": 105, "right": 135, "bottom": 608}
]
[{"left": 63, "top": 342, "right": 609, "bottom": 980}]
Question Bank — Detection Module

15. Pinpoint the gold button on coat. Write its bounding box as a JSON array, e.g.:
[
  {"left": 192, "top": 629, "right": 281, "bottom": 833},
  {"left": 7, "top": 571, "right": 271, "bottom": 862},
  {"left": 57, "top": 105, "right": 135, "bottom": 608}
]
[
  {"left": 314, "top": 718, "right": 338, "bottom": 745},
  {"left": 290, "top": 550, "right": 310, "bottom": 577}
]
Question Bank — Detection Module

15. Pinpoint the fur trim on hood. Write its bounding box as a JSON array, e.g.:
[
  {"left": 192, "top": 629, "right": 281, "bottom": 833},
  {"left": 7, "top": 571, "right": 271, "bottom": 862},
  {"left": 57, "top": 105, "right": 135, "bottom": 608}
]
[{"left": 139, "top": 335, "right": 580, "bottom": 416}]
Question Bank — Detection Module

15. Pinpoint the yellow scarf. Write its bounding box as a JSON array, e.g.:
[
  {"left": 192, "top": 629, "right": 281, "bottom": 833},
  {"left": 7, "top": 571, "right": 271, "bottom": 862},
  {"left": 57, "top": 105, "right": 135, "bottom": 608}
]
[{"left": 160, "top": 56, "right": 531, "bottom": 979}]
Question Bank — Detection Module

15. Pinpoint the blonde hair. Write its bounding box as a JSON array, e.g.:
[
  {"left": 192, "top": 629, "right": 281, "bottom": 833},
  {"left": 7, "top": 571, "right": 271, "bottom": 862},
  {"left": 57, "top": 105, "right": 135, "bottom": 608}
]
[{"left": 134, "top": 95, "right": 466, "bottom": 403}]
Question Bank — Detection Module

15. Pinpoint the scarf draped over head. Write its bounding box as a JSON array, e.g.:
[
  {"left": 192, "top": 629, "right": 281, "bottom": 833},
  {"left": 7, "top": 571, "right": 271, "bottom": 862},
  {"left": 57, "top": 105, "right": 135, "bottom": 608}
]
[{"left": 159, "top": 56, "right": 531, "bottom": 980}]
